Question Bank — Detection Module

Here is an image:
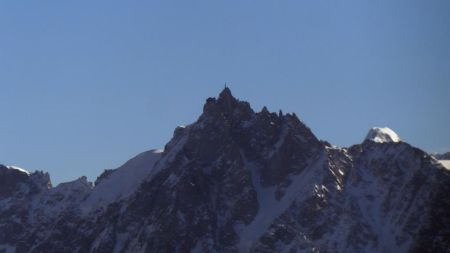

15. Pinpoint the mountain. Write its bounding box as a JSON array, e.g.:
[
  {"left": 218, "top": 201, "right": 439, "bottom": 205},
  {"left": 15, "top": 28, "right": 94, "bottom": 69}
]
[
  {"left": 434, "top": 152, "right": 450, "bottom": 160},
  {"left": 365, "top": 127, "right": 401, "bottom": 143},
  {"left": 1, "top": 88, "right": 449, "bottom": 253},
  {"left": 433, "top": 152, "right": 450, "bottom": 174}
]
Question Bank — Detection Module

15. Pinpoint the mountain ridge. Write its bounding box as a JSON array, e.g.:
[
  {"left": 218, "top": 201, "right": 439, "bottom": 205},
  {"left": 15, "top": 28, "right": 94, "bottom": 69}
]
[{"left": 1, "top": 88, "right": 449, "bottom": 253}]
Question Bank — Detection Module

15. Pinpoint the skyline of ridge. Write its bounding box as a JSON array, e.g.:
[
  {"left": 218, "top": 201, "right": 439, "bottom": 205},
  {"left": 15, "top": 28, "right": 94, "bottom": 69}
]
[
  {"left": 1, "top": 1, "right": 449, "bottom": 184},
  {"left": 2, "top": 87, "right": 447, "bottom": 185}
]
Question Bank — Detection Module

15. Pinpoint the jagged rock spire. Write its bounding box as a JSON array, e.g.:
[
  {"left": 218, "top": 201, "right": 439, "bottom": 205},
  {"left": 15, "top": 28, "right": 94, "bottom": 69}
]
[
  {"left": 217, "top": 87, "right": 238, "bottom": 111},
  {"left": 219, "top": 86, "right": 232, "bottom": 99},
  {"left": 202, "top": 87, "right": 252, "bottom": 118}
]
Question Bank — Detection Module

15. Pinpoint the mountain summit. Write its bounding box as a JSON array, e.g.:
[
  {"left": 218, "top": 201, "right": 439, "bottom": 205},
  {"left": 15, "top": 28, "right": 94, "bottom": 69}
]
[
  {"left": 1, "top": 88, "right": 449, "bottom": 253},
  {"left": 365, "top": 127, "right": 401, "bottom": 143}
]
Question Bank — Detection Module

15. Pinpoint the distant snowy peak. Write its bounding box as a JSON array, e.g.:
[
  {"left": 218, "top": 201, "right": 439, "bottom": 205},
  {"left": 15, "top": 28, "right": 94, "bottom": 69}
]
[
  {"left": 434, "top": 151, "right": 450, "bottom": 160},
  {"left": 365, "top": 127, "right": 401, "bottom": 143}
]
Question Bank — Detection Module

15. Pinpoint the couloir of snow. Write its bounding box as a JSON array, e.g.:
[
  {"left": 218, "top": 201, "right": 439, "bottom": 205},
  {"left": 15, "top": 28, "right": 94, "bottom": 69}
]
[
  {"left": 365, "top": 127, "right": 401, "bottom": 143},
  {"left": 236, "top": 150, "right": 326, "bottom": 252}
]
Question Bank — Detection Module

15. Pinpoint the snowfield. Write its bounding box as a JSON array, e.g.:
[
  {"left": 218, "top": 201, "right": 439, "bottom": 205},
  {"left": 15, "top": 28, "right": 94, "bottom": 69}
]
[{"left": 440, "top": 160, "right": 450, "bottom": 170}]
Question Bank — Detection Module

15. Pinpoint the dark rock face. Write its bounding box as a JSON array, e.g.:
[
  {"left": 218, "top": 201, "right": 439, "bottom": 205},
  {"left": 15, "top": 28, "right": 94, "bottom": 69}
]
[
  {"left": 0, "top": 165, "right": 30, "bottom": 198},
  {"left": 0, "top": 88, "right": 449, "bottom": 253},
  {"left": 0, "top": 165, "right": 50, "bottom": 199}
]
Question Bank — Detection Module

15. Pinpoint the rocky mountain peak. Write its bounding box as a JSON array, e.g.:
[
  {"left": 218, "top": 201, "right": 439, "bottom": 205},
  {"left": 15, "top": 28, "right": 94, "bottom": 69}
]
[
  {"left": 201, "top": 87, "right": 253, "bottom": 121},
  {"left": 0, "top": 165, "right": 51, "bottom": 200},
  {"left": 217, "top": 86, "right": 235, "bottom": 103},
  {"left": 0, "top": 165, "right": 30, "bottom": 198}
]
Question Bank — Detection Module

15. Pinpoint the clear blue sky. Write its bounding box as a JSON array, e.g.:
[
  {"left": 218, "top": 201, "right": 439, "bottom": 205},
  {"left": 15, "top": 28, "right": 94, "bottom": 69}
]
[{"left": 1, "top": 1, "right": 449, "bottom": 185}]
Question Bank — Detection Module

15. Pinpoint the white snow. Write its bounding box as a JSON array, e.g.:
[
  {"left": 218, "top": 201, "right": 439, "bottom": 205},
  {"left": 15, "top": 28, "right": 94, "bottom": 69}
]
[
  {"left": 365, "top": 127, "right": 401, "bottom": 143},
  {"left": 48, "top": 176, "right": 93, "bottom": 203},
  {"left": 7, "top": 165, "right": 31, "bottom": 175},
  {"left": 268, "top": 123, "right": 289, "bottom": 157},
  {"left": 82, "top": 149, "right": 162, "bottom": 213},
  {"left": 153, "top": 148, "right": 164, "bottom": 153},
  {"left": 439, "top": 160, "right": 450, "bottom": 170}
]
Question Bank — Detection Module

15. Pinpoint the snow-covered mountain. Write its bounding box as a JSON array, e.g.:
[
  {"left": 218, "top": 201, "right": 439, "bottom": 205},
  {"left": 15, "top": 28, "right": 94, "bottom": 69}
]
[
  {"left": 434, "top": 152, "right": 450, "bottom": 160},
  {"left": 1, "top": 88, "right": 449, "bottom": 253},
  {"left": 434, "top": 152, "right": 450, "bottom": 172},
  {"left": 365, "top": 127, "right": 401, "bottom": 143}
]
